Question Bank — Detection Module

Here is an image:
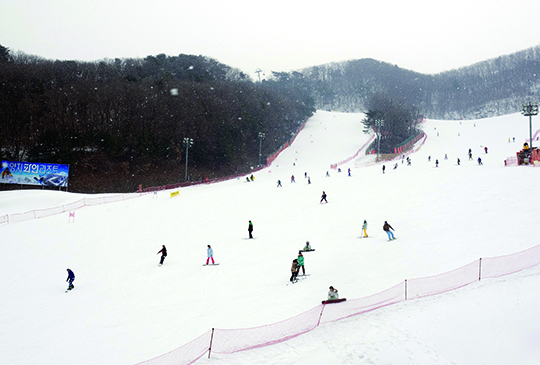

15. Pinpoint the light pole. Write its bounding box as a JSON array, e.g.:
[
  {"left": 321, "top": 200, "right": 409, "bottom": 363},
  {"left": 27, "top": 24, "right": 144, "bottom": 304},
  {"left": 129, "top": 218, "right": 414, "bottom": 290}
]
[
  {"left": 258, "top": 132, "right": 265, "bottom": 166},
  {"left": 375, "top": 120, "right": 384, "bottom": 158},
  {"left": 183, "top": 137, "right": 194, "bottom": 181},
  {"left": 522, "top": 101, "right": 539, "bottom": 151}
]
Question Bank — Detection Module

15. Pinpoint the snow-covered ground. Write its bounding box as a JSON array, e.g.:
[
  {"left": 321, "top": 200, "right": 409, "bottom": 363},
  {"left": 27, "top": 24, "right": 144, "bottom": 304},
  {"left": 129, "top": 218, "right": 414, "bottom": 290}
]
[{"left": 1, "top": 111, "right": 539, "bottom": 365}]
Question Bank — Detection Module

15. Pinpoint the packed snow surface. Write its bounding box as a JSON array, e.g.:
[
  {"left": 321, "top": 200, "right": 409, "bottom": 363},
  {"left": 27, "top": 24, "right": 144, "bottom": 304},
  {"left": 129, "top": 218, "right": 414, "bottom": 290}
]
[{"left": 1, "top": 111, "right": 539, "bottom": 364}]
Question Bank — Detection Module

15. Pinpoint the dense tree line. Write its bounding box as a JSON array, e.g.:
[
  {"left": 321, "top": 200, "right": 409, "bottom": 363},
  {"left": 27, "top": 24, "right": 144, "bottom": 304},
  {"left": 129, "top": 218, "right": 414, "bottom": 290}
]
[
  {"left": 361, "top": 93, "right": 422, "bottom": 154},
  {"left": 0, "top": 48, "right": 315, "bottom": 193},
  {"left": 294, "top": 45, "right": 540, "bottom": 119}
]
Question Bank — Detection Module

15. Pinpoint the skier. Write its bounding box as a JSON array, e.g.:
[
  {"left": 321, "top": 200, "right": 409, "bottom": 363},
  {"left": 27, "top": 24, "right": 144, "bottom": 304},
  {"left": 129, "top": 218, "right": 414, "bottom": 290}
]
[
  {"left": 484, "top": 146, "right": 488, "bottom": 154},
  {"left": 291, "top": 175, "right": 295, "bottom": 183},
  {"left": 348, "top": 168, "right": 351, "bottom": 176},
  {"left": 383, "top": 221, "right": 396, "bottom": 240},
  {"left": 66, "top": 268, "right": 75, "bottom": 290},
  {"left": 320, "top": 191, "right": 328, "bottom": 204},
  {"left": 477, "top": 157, "right": 483, "bottom": 165},
  {"left": 362, "top": 220, "right": 368, "bottom": 238},
  {"left": 435, "top": 159, "right": 439, "bottom": 168},
  {"left": 297, "top": 252, "right": 305, "bottom": 275},
  {"left": 326, "top": 171, "right": 330, "bottom": 177},
  {"left": 457, "top": 158, "right": 460, "bottom": 166},
  {"left": 290, "top": 259, "right": 300, "bottom": 282},
  {"left": 206, "top": 245, "right": 215, "bottom": 265},
  {"left": 157, "top": 245, "right": 167, "bottom": 265},
  {"left": 302, "top": 241, "right": 312, "bottom": 251},
  {"left": 327, "top": 286, "right": 339, "bottom": 300},
  {"left": 307, "top": 177, "right": 311, "bottom": 184},
  {"left": 248, "top": 220, "right": 254, "bottom": 239},
  {"left": 277, "top": 180, "right": 282, "bottom": 187},
  {"left": 382, "top": 165, "right": 385, "bottom": 174}
]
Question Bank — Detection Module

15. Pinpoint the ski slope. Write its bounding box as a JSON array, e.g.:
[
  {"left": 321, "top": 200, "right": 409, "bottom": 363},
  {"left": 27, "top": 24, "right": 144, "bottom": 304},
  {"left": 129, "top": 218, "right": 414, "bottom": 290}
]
[{"left": 1, "top": 111, "right": 539, "bottom": 365}]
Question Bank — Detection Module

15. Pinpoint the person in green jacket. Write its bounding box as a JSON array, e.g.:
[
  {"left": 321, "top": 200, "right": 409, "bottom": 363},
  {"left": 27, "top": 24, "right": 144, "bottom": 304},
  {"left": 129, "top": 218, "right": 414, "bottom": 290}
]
[
  {"left": 362, "top": 220, "right": 368, "bottom": 238},
  {"left": 297, "top": 251, "right": 305, "bottom": 275}
]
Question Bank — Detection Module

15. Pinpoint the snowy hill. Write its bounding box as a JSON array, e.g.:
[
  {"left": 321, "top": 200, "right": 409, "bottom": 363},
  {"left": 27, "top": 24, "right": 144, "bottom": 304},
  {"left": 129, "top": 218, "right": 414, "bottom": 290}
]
[{"left": 1, "top": 111, "right": 539, "bottom": 365}]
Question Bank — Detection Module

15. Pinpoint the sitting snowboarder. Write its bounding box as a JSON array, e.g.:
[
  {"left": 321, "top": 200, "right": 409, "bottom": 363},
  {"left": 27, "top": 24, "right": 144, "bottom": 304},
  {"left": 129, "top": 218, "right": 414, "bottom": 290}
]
[{"left": 327, "top": 286, "right": 339, "bottom": 300}]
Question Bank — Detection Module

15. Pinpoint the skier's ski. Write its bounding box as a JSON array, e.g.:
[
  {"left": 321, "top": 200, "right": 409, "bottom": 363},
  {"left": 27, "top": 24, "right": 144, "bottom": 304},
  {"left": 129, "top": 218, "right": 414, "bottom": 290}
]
[{"left": 202, "top": 263, "right": 220, "bottom": 266}]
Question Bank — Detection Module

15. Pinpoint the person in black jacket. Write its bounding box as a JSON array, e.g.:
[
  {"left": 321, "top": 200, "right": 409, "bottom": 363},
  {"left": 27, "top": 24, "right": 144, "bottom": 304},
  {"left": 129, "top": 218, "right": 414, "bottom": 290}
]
[
  {"left": 157, "top": 245, "right": 167, "bottom": 265},
  {"left": 383, "top": 221, "right": 396, "bottom": 240},
  {"left": 248, "top": 220, "right": 254, "bottom": 239},
  {"left": 66, "top": 268, "right": 75, "bottom": 290}
]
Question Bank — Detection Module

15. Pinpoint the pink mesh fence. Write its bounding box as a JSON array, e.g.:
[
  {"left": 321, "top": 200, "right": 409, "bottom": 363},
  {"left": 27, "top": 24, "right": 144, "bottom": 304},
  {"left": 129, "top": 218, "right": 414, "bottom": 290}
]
[
  {"left": 138, "top": 243, "right": 540, "bottom": 365},
  {"left": 319, "top": 281, "right": 405, "bottom": 324},
  {"left": 212, "top": 305, "right": 322, "bottom": 354},
  {"left": 0, "top": 193, "right": 148, "bottom": 225},
  {"left": 406, "top": 260, "right": 480, "bottom": 300},
  {"left": 135, "top": 330, "right": 212, "bottom": 365}
]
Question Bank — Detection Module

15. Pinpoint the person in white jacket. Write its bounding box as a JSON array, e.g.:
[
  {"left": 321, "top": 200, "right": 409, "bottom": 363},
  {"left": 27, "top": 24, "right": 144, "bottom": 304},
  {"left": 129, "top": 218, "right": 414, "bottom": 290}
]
[
  {"left": 327, "top": 286, "right": 339, "bottom": 300},
  {"left": 206, "top": 245, "right": 215, "bottom": 265}
]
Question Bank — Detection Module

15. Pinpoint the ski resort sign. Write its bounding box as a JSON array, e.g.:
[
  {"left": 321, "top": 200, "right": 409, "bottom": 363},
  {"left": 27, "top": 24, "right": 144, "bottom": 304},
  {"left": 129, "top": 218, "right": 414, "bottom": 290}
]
[{"left": 0, "top": 161, "right": 69, "bottom": 188}]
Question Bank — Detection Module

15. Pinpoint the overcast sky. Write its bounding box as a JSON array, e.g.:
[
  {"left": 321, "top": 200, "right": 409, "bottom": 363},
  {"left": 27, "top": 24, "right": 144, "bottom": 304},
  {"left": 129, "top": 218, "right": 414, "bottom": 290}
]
[{"left": 2, "top": 0, "right": 540, "bottom": 80}]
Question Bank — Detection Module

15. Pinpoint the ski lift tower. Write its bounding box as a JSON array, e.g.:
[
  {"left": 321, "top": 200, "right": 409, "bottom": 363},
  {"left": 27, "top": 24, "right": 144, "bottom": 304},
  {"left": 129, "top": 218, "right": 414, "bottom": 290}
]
[{"left": 522, "top": 101, "right": 538, "bottom": 150}]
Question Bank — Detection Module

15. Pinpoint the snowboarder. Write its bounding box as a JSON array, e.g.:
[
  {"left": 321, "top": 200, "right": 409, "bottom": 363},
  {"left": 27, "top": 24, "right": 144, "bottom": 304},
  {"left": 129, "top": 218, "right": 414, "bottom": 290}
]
[
  {"left": 157, "top": 245, "right": 167, "bottom": 265},
  {"left": 362, "top": 220, "right": 368, "bottom": 238},
  {"left": 290, "top": 259, "right": 300, "bottom": 282},
  {"left": 457, "top": 158, "right": 460, "bottom": 165},
  {"left": 383, "top": 221, "right": 396, "bottom": 240},
  {"left": 320, "top": 191, "right": 328, "bottom": 204},
  {"left": 248, "top": 220, "right": 254, "bottom": 239},
  {"left": 206, "top": 245, "right": 215, "bottom": 265},
  {"left": 393, "top": 163, "right": 398, "bottom": 170},
  {"left": 327, "top": 286, "right": 339, "bottom": 300},
  {"left": 477, "top": 157, "right": 483, "bottom": 165},
  {"left": 406, "top": 157, "right": 411, "bottom": 166},
  {"left": 66, "top": 268, "right": 75, "bottom": 290},
  {"left": 302, "top": 241, "right": 312, "bottom": 251},
  {"left": 297, "top": 252, "right": 305, "bottom": 275}
]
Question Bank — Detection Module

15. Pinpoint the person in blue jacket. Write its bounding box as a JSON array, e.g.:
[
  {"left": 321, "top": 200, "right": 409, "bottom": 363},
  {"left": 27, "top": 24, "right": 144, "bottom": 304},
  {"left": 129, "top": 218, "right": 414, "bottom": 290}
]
[{"left": 66, "top": 268, "right": 75, "bottom": 290}]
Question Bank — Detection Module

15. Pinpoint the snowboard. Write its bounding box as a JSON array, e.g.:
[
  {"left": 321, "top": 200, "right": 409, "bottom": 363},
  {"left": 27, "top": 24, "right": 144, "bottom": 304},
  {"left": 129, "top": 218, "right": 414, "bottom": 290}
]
[
  {"left": 301, "top": 249, "right": 315, "bottom": 252},
  {"left": 287, "top": 275, "right": 308, "bottom": 285},
  {"left": 203, "top": 263, "right": 220, "bottom": 266},
  {"left": 387, "top": 237, "right": 397, "bottom": 242},
  {"left": 321, "top": 298, "right": 346, "bottom": 304}
]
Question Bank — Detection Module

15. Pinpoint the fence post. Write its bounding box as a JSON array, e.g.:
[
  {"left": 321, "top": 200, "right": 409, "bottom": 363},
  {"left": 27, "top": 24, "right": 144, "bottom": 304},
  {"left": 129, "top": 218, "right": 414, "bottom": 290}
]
[
  {"left": 404, "top": 279, "right": 408, "bottom": 300},
  {"left": 208, "top": 328, "right": 215, "bottom": 359},
  {"left": 317, "top": 304, "right": 325, "bottom": 326},
  {"left": 478, "top": 258, "right": 482, "bottom": 281}
]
